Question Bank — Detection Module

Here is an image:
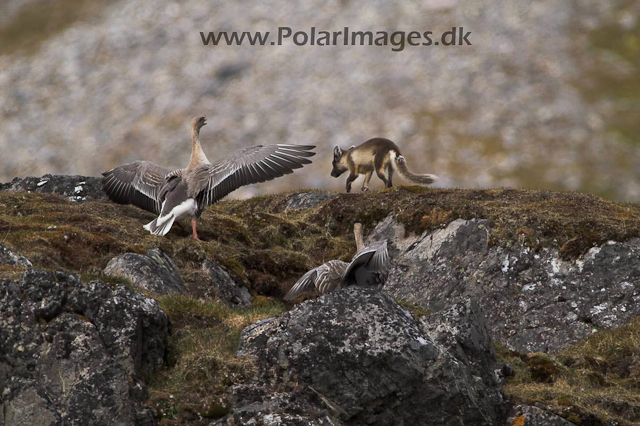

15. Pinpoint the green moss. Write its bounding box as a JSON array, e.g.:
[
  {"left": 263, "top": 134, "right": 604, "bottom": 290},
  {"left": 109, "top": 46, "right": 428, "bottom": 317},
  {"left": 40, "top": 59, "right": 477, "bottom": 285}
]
[
  {"left": 527, "top": 355, "right": 563, "bottom": 383},
  {"left": 565, "top": 414, "right": 582, "bottom": 425},
  {"left": 0, "top": 264, "right": 31, "bottom": 281},
  {"left": 80, "top": 271, "right": 133, "bottom": 288},
  {"left": 149, "top": 294, "right": 284, "bottom": 422},
  {"left": 1, "top": 188, "right": 638, "bottom": 295},
  {"left": 498, "top": 317, "right": 640, "bottom": 426},
  {"left": 312, "top": 187, "right": 639, "bottom": 260},
  {"left": 214, "top": 256, "right": 246, "bottom": 283},
  {"left": 394, "top": 297, "right": 430, "bottom": 318}
]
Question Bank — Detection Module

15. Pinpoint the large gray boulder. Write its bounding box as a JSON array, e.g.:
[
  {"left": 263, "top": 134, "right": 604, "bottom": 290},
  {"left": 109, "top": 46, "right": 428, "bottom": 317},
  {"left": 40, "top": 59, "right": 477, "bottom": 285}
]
[
  {"left": 377, "top": 217, "right": 640, "bottom": 353},
  {"left": 0, "top": 269, "right": 169, "bottom": 426},
  {"left": 0, "top": 174, "right": 104, "bottom": 202},
  {"left": 219, "top": 288, "right": 507, "bottom": 426},
  {"left": 104, "top": 248, "right": 187, "bottom": 295}
]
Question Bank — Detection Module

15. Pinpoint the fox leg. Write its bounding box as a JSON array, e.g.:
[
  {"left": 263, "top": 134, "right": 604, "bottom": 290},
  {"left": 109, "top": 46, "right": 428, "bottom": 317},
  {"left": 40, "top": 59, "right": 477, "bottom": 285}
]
[
  {"left": 361, "top": 171, "right": 373, "bottom": 192},
  {"left": 376, "top": 168, "right": 391, "bottom": 188},
  {"left": 345, "top": 173, "right": 357, "bottom": 193},
  {"left": 386, "top": 164, "right": 394, "bottom": 188}
]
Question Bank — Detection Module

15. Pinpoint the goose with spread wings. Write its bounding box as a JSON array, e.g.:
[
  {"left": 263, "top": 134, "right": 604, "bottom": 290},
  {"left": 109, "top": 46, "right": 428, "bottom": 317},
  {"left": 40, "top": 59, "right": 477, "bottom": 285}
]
[
  {"left": 284, "top": 223, "right": 389, "bottom": 302},
  {"left": 102, "top": 116, "right": 316, "bottom": 240}
]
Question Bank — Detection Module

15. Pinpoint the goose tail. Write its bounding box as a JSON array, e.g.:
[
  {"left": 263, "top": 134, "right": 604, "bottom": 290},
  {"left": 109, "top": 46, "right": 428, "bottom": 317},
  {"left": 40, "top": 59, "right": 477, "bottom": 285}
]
[{"left": 144, "top": 215, "right": 175, "bottom": 236}]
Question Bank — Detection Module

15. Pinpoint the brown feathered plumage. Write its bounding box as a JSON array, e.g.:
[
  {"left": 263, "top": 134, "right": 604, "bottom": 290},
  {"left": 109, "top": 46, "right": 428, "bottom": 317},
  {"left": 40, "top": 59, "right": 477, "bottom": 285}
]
[
  {"left": 102, "top": 116, "right": 316, "bottom": 239},
  {"left": 284, "top": 223, "right": 389, "bottom": 302}
]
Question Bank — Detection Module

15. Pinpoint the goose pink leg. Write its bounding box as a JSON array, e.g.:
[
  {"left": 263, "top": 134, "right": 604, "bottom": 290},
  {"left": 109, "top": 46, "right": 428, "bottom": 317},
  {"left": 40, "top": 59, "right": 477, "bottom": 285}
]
[{"left": 191, "top": 219, "right": 203, "bottom": 241}]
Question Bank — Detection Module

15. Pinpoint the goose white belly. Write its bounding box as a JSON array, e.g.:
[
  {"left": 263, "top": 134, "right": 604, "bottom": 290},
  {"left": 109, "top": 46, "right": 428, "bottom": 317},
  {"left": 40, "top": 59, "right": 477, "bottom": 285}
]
[
  {"left": 159, "top": 198, "right": 198, "bottom": 223},
  {"left": 144, "top": 198, "right": 198, "bottom": 236}
]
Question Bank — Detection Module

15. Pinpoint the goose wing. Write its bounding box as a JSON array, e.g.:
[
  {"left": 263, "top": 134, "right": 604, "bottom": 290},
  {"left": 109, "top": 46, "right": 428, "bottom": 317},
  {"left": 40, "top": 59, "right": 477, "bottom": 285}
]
[
  {"left": 284, "top": 268, "right": 319, "bottom": 301},
  {"left": 342, "top": 241, "right": 390, "bottom": 286},
  {"left": 187, "top": 144, "right": 316, "bottom": 206},
  {"left": 102, "top": 161, "right": 171, "bottom": 214},
  {"left": 284, "top": 260, "right": 348, "bottom": 301}
]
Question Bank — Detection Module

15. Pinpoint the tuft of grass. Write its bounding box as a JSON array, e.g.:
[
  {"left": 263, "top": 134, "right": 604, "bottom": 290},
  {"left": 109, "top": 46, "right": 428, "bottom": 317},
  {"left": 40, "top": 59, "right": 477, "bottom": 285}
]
[
  {"left": 498, "top": 317, "right": 640, "bottom": 425},
  {"left": 395, "top": 297, "right": 430, "bottom": 318},
  {"left": 149, "top": 294, "right": 285, "bottom": 423},
  {"left": 0, "top": 264, "right": 29, "bottom": 281}
]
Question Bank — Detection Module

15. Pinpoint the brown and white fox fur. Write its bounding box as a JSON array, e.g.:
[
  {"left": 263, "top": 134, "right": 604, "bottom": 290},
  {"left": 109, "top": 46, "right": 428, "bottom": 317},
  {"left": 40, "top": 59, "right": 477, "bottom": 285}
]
[{"left": 331, "top": 138, "right": 437, "bottom": 193}]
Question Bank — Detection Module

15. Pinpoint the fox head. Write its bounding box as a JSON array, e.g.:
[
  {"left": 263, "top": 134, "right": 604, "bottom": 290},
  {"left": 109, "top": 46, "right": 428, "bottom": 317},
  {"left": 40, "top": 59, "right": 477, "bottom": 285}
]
[{"left": 331, "top": 146, "right": 349, "bottom": 177}]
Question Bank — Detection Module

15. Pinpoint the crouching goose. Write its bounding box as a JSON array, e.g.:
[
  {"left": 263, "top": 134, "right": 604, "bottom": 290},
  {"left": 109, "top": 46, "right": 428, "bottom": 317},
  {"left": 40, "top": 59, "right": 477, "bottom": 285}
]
[
  {"left": 284, "top": 223, "right": 389, "bottom": 302},
  {"left": 102, "top": 116, "right": 316, "bottom": 240}
]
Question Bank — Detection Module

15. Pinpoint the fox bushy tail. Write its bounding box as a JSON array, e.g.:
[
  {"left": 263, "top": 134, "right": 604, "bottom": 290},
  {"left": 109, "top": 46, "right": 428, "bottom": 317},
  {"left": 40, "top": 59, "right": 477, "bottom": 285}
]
[{"left": 390, "top": 151, "right": 438, "bottom": 185}]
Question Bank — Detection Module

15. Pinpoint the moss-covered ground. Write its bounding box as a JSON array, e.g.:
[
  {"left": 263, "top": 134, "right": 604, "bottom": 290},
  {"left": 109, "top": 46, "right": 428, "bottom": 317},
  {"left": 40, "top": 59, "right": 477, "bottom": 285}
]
[
  {"left": 2, "top": 188, "right": 638, "bottom": 287},
  {"left": 0, "top": 186, "right": 638, "bottom": 424},
  {"left": 498, "top": 317, "right": 640, "bottom": 426}
]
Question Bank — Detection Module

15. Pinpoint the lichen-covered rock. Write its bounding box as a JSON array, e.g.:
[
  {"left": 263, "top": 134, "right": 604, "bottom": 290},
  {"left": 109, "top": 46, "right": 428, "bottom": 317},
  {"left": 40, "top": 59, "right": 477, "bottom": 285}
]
[
  {"left": 0, "top": 242, "right": 32, "bottom": 267},
  {"left": 509, "top": 405, "right": 577, "bottom": 425},
  {"left": 423, "top": 298, "right": 501, "bottom": 387},
  {"left": 284, "top": 192, "right": 339, "bottom": 211},
  {"left": 0, "top": 269, "right": 169, "bottom": 426},
  {"left": 104, "top": 248, "right": 187, "bottom": 295},
  {"left": 382, "top": 218, "right": 640, "bottom": 353},
  {"left": 212, "top": 391, "right": 342, "bottom": 426},
  {"left": 222, "top": 288, "right": 507, "bottom": 426},
  {"left": 364, "top": 213, "right": 413, "bottom": 258},
  {"left": 0, "top": 174, "right": 104, "bottom": 202},
  {"left": 202, "top": 260, "right": 251, "bottom": 307}
]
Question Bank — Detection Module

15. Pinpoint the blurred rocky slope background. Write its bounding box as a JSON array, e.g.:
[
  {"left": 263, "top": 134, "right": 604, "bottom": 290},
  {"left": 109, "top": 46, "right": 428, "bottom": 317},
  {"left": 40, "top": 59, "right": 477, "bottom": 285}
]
[{"left": 1, "top": 0, "right": 639, "bottom": 200}]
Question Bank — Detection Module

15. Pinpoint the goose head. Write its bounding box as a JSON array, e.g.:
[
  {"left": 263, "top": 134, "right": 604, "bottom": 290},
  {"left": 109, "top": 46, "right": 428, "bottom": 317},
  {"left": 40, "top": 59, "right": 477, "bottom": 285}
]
[{"left": 191, "top": 115, "right": 207, "bottom": 131}]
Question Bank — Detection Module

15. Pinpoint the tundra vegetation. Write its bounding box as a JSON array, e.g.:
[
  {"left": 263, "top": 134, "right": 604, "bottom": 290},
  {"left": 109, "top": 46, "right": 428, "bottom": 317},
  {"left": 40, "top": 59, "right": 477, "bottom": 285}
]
[{"left": 0, "top": 186, "right": 638, "bottom": 424}]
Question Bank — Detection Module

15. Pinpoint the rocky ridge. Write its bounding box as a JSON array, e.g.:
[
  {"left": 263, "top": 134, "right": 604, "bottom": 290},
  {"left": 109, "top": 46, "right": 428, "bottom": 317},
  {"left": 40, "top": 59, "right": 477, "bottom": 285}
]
[
  {"left": 0, "top": 174, "right": 104, "bottom": 202},
  {"left": 0, "top": 268, "right": 169, "bottom": 426},
  {"left": 223, "top": 292, "right": 508, "bottom": 426},
  {"left": 0, "top": 180, "right": 639, "bottom": 425},
  {"left": 372, "top": 216, "right": 640, "bottom": 353}
]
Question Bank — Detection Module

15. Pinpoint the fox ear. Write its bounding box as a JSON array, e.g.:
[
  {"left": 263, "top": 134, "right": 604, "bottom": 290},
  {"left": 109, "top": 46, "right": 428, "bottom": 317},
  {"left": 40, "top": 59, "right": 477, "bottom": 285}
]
[{"left": 333, "top": 146, "right": 343, "bottom": 159}]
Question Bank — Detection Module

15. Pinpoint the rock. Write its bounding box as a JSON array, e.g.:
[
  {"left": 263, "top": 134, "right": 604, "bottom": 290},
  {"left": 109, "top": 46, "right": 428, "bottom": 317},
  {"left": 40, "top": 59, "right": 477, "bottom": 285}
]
[
  {"left": 423, "top": 298, "right": 500, "bottom": 385},
  {"left": 0, "top": 269, "right": 169, "bottom": 426},
  {"left": 202, "top": 260, "right": 251, "bottom": 307},
  {"left": 104, "top": 248, "right": 187, "bottom": 295},
  {"left": 382, "top": 218, "right": 640, "bottom": 353},
  {"left": 509, "top": 405, "right": 577, "bottom": 425},
  {"left": 211, "top": 392, "right": 342, "bottom": 426},
  {"left": 0, "top": 174, "right": 105, "bottom": 202},
  {"left": 223, "top": 288, "right": 507, "bottom": 426},
  {"left": 0, "top": 242, "right": 32, "bottom": 267},
  {"left": 284, "top": 192, "right": 339, "bottom": 211},
  {"left": 364, "top": 213, "right": 414, "bottom": 258}
]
